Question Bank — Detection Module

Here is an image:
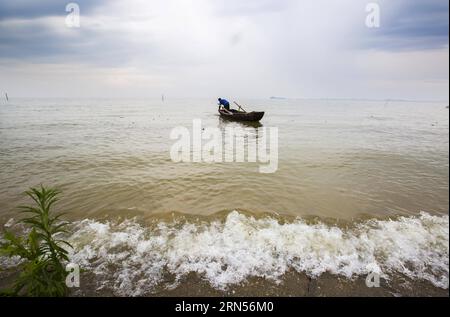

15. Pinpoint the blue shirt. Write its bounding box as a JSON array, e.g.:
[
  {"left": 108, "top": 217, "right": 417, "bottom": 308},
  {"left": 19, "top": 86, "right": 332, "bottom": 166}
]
[{"left": 219, "top": 99, "right": 230, "bottom": 107}]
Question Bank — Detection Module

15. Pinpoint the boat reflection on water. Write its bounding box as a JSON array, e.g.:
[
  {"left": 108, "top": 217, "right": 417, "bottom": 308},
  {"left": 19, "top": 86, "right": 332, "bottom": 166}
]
[
  {"left": 218, "top": 116, "right": 263, "bottom": 129},
  {"left": 217, "top": 116, "right": 265, "bottom": 145}
]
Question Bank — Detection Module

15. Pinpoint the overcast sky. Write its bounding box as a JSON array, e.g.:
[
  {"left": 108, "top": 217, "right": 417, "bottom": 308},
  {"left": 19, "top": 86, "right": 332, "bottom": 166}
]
[{"left": 0, "top": 0, "right": 448, "bottom": 100}]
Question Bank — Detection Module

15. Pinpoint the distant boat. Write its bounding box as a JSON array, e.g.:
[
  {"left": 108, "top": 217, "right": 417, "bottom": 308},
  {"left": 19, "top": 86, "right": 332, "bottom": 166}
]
[{"left": 270, "top": 96, "right": 287, "bottom": 100}]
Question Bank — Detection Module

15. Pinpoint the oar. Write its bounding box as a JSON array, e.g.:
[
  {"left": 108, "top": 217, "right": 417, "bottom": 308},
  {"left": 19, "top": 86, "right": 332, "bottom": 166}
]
[{"left": 233, "top": 101, "right": 247, "bottom": 113}]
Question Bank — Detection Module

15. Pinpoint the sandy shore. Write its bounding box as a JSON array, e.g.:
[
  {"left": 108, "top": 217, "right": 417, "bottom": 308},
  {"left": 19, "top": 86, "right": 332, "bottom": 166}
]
[
  {"left": 1, "top": 267, "right": 448, "bottom": 297},
  {"left": 67, "top": 270, "right": 448, "bottom": 297}
]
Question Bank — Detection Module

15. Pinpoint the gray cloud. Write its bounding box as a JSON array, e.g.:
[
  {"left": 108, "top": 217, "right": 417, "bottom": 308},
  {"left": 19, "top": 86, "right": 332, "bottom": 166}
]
[
  {"left": 0, "top": 0, "right": 105, "bottom": 20},
  {"left": 0, "top": 0, "right": 448, "bottom": 100},
  {"left": 360, "top": 0, "right": 449, "bottom": 50},
  {"left": 211, "top": 0, "right": 293, "bottom": 17}
]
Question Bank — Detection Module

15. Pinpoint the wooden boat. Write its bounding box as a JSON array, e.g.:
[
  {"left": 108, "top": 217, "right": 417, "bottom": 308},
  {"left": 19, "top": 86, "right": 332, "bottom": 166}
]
[{"left": 218, "top": 109, "right": 265, "bottom": 122}]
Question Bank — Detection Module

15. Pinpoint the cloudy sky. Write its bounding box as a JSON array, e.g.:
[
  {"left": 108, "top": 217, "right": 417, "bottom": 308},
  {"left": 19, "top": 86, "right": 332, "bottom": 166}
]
[{"left": 0, "top": 0, "right": 448, "bottom": 100}]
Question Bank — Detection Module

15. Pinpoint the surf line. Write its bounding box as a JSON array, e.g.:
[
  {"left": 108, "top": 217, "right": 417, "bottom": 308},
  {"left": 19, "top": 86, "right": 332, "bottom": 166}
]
[{"left": 175, "top": 301, "right": 209, "bottom": 314}]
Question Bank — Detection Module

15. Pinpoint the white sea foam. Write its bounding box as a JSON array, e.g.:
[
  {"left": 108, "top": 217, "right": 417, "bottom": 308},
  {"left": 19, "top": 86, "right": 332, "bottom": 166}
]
[{"left": 65, "top": 211, "right": 449, "bottom": 295}]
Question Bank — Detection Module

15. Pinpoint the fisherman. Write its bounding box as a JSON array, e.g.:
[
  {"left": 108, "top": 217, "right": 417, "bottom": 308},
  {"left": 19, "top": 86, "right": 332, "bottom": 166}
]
[{"left": 218, "top": 98, "right": 231, "bottom": 110}]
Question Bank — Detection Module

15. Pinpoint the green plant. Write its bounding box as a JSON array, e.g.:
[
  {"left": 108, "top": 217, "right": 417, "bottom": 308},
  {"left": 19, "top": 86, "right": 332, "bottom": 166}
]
[{"left": 0, "top": 185, "right": 72, "bottom": 296}]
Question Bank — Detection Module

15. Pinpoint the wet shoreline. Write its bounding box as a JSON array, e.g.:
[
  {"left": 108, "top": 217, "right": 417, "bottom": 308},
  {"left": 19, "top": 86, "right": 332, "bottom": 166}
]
[
  {"left": 68, "top": 271, "right": 450, "bottom": 297},
  {"left": 3, "top": 269, "right": 446, "bottom": 297}
]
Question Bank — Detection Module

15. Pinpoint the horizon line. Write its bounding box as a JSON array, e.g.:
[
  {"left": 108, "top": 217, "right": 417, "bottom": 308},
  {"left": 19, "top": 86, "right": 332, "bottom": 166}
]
[{"left": 1, "top": 96, "right": 449, "bottom": 103}]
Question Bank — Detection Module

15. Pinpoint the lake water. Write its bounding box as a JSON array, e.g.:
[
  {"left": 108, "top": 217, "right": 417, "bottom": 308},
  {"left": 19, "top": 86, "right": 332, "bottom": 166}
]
[{"left": 0, "top": 98, "right": 448, "bottom": 296}]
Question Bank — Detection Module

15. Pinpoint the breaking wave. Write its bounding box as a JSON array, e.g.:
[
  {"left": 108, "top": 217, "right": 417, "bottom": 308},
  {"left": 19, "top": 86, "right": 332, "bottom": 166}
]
[{"left": 66, "top": 211, "right": 448, "bottom": 296}]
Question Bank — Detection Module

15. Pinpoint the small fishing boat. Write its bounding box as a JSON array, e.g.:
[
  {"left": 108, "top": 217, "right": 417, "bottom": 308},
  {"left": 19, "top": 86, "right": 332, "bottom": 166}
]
[
  {"left": 218, "top": 102, "right": 264, "bottom": 122},
  {"left": 218, "top": 109, "right": 265, "bottom": 122}
]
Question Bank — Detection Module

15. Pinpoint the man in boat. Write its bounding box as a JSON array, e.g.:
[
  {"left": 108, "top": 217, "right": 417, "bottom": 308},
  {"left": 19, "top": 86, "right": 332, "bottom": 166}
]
[{"left": 218, "top": 98, "right": 231, "bottom": 111}]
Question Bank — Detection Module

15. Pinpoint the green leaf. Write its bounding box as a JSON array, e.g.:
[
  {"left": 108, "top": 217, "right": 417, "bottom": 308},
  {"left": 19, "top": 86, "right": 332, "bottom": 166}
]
[{"left": 0, "top": 185, "right": 75, "bottom": 297}]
